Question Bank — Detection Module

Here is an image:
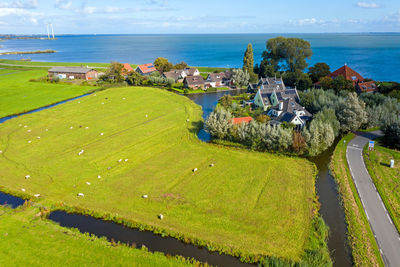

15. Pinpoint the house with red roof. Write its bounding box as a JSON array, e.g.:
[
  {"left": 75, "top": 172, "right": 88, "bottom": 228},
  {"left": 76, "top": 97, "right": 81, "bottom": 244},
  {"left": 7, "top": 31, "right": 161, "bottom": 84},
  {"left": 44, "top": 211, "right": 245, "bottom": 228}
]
[
  {"left": 135, "top": 63, "right": 157, "bottom": 76},
  {"left": 232, "top": 117, "right": 253, "bottom": 125},
  {"left": 329, "top": 65, "right": 364, "bottom": 85},
  {"left": 328, "top": 64, "right": 378, "bottom": 93},
  {"left": 121, "top": 63, "right": 133, "bottom": 76}
]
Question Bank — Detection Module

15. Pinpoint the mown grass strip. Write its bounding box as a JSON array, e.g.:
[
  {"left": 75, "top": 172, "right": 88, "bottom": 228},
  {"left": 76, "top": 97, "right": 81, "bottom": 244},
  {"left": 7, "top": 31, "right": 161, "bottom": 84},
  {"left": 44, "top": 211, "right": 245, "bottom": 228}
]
[
  {"left": 330, "top": 134, "right": 384, "bottom": 267},
  {"left": 363, "top": 144, "right": 400, "bottom": 233}
]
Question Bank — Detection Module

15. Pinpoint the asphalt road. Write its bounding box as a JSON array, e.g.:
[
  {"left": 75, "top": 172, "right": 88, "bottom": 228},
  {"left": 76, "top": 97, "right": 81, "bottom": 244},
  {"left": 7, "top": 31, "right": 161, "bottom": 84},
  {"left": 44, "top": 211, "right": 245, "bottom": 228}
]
[{"left": 347, "top": 131, "right": 400, "bottom": 266}]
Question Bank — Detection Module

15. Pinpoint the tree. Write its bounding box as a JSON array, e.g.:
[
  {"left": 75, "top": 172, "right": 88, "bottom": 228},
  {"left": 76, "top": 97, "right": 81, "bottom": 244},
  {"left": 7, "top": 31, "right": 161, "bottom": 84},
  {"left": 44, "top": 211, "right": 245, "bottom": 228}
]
[
  {"left": 304, "top": 119, "right": 335, "bottom": 156},
  {"left": 332, "top": 76, "right": 354, "bottom": 93},
  {"left": 381, "top": 117, "right": 400, "bottom": 149},
  {"left": 282, "top": 70, "right": 312, "bottom": 91},
  {"left": 100, "top": 62, "right": 124, "bottom": 83},
  {"left": 319, "top": 76, "right": 333, "bottom": 90},
  {"left": 337, "top": 92, "right": 368, "bottom": 132},
  {"left": 259, "top": 61, "right": 278, "bottom": 78},
  {"left": 255, "top": 114, "right": 270, "bottom": 124},
  {"left": 308, "top": 63, "right": 331, "bottom": 83},
  {"left": 174, "top": 61, "right": 188, "bottom": 69},
  {"left": 154, "top": 57, "right": 173, "bottom": 72},
  {"left": 219, "top": 95, "right": 233, "bottom": 109},
  {"left": 243, "top": 44, "right": 258, "bottom": 83},
  {"left": 313, "top": 108, "right": 340, "bottom": 137},
  {"left": 126, "top": 71, "right": 144, "bottom": 86},
  {"left": 232, "top": 69, "right": 250, "bottom": 87},
  {"left": 292, "top": 131, "right": 307, "bottom": 154},
  {"left": 262, "top": 37, "right": 312, "bottom": 72},
  {"left": 205, "top": 108, "right": 233, "bottom": 139}
]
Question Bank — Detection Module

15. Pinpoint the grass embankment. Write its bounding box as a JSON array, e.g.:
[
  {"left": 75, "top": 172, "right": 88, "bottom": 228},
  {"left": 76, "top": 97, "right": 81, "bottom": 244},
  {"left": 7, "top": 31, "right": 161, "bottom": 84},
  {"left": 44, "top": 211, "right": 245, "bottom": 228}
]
[
  {"left": 0, "top": 86, "right": 319, "bottom": 264},
  {"left": 0, "top": 59, "right": 111, "bottom": 68},
  {"left": 0, "top": 205, "right": 193, "bottom": 266},
  {"left": 0, "top": 69, "right": 96, "bottom": 118},
  {"left": 331, "top": 134, "right": 384, "bottom": 266},
  {"left": 364, "top": 144, "right": 400, "bottom": 233},
  {"left": 0, "top": 50, "right": 56, "bottom": 55}
]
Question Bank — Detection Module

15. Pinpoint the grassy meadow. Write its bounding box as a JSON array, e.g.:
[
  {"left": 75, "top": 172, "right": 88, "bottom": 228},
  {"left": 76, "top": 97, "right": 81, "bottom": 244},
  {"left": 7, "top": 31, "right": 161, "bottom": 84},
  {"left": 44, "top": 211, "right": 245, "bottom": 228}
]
[
  {"left": 0, "top": 86, "right": 317, "bottom": 263},
  {"left": 0, "top": 206, "right": 193, "bottom": 267},
  {"left": 364, "top": 144, "right": 400, "bottom": 232},
  {"left": 0, "top": 59, "right": 112, "bottom": 68},
  {"left": 0, "top": 68, "right": 95, "bottom": 118},
  {"left": 330, "top": 135, "right": 383, "bottom": 267}
]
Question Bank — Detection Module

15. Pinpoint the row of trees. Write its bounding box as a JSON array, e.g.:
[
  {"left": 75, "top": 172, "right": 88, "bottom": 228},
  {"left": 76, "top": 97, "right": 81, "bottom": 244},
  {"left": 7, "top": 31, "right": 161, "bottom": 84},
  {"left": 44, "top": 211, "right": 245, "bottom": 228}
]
[
  {"left": 153, "top": 57, "right": 188, "bottom": 72},
  {"left": 206, "top": 90, "right": 376, "bottom": 156}
]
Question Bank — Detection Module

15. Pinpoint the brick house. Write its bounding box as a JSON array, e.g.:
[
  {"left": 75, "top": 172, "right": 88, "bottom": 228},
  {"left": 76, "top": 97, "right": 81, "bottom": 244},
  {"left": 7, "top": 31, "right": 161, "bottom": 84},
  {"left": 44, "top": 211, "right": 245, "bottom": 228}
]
[{"left": 48, "top": 67, "right": 98, "bottom": 80}]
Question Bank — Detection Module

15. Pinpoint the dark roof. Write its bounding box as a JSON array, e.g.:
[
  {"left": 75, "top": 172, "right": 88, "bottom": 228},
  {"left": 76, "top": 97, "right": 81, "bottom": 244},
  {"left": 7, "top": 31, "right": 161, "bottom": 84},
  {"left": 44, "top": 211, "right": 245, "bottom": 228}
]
[
  {"left": 207, "top": 73, "right": 224, "bottom": 82},
  {"left": 48, "top": 67, "right": 95, "bottom": 74},
  {"left": 224, "top": 70, "right": 233, "bottom": 79},
  {"left": 279, "top": 113, "right": 296, "bottom": 123},
  {"left": 163, "top": 69, "right": 184, "bottom": 80},
  {"left": 259, "top": 77, "right": 286, "bottom": 91},
  {"left": 184, "top": 75, "right": 204, "bottom": 86},
  {"left": 184, "top": 68, "right": 199, "bottom": 76}
]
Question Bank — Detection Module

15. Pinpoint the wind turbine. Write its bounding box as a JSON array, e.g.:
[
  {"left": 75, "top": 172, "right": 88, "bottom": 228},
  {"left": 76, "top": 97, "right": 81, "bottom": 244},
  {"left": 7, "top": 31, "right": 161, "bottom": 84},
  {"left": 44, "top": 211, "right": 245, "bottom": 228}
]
[{"left": 46, "top": 23, "right": 55, "bottom": 39}]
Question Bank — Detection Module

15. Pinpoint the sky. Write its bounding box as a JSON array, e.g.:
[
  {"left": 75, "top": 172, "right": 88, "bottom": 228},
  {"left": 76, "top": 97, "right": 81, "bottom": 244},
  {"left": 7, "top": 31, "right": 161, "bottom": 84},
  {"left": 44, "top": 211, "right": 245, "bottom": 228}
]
[{"left": 0, "top": 0, "right": 400, "bottom": 34}]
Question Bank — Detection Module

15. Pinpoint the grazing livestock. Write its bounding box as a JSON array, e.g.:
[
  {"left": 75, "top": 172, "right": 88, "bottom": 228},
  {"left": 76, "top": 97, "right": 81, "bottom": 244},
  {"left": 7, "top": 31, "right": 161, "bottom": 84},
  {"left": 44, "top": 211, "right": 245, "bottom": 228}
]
[
  {"left": 86, "top": 182, "right": 91, "bottom": 185},
  {"left": 85, "top": 126, "right": 89, "bottom": 129},
  {"left": 186, "top": 119, "right": 190, "bottom": 122},
  {"left": 70, "top": 126, "right": 73, "bottom": 129},
  {"left": 25, "top": 175, "right": 30, "bottom": 179},
  {"left": 21, "top": 188, "right": 25, "bottom": 192},
  {"left": 0, "top": 150, "right": 2, "bottom": 154},
  {"left": 78, "top": 149, "right": 84, "bottom": 156},
  {"left": 34, "top": 194, "right": 40, "bottom": 198},
  {"left": 210, "top": 163, "right": 215, "bottom": 167},
  {"left": 118, "top": 159, "right": 122, "bottom": 163},
  {"left": 24, "top": 125, "right": 28, "bottom": 128},
  {"left": 19, "top": 124, "right": 22, "bottom": 127},
  {"left": 142, "top": 195, "right": 148, "bottom": 199},
  {"left": 27, "top": 130, "right": 31, "bottom": 132},
  {"left": 100, "top": 133, "right": 104, "bottom": 136},
  {"left": 192, "top": 168, "right": 198, "bottom": 172},
  {"left": 125, "top": 159, "right": 129, "bottom": 162},
  {"left": 28, "top": 141, "right": 31, "bottom": 143},
  {"left": 97, "top": 175, "right": 101, "bottom": 179},
  {"left": 77, "top": 193, "right": 84, "bottom": 197},
  {"left": 145, "top": 114, "right": 148, "bottom": 118},
  {"left": 158, "top": 214, "right": 164, "bottom": 220},
  {"left": 37, "top": 136, "right": 40, "bottom": 139},
  {"left": 45, "top": 129, "right": 48, "bottom": 131}
]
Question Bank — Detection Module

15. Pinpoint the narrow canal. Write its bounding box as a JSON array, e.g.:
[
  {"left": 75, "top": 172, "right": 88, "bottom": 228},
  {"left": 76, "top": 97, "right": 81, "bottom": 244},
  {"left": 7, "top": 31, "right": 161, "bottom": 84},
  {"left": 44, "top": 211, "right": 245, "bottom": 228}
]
[{"left": 0, "top": 89, "right": 352, "bottom": 266}]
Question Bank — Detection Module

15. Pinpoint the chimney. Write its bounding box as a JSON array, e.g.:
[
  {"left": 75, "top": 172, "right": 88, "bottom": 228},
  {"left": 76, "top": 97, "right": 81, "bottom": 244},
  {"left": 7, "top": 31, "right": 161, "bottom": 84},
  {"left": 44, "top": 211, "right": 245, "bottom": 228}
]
[{"left": 279, "top": 101, "right": 283, "bottom": 111}]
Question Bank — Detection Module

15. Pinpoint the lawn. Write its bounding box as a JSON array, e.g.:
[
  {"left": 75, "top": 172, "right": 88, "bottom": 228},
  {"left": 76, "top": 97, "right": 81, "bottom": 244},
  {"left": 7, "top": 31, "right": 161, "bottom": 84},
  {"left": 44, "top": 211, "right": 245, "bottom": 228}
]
[
  {"left": 330, "top": 135, "right": 383, "bottom": 267},
  {"left": 364, "top": 144, "right": 400, "bottom": 232},
  {"left": 0, "top": 206, "right": 192, "bottom": 267},
  {"left": 0, "top": 86, "right": 317, "bottom": 263},
  {"left": 0, "top": 69, "right": 95, "bottom": 118},
  {"left": 0, "top": 59, "right": 113, "bottom": 68}
]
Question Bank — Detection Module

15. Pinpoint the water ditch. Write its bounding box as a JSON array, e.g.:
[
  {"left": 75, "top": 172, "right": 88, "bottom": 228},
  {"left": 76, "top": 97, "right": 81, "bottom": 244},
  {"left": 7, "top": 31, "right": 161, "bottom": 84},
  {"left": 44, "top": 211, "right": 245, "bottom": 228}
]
[{"left": 0, "top": 89, "right": 352, "bottom": 266}]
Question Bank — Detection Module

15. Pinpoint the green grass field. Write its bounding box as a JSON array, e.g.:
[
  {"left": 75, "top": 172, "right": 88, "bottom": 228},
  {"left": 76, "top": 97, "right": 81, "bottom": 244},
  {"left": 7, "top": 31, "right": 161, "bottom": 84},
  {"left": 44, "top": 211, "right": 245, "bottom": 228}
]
[
  {"left": 331, "top": 135, "right": 383, "bottom": 267},
  {"left": 0, "top": 69, "right": 95, "bottom": 118},
  {"left": 0, "top": 206, "right": 192, "bottom": 267},
  {"left": 364, "top": 144, "right": 400, "bottom": 232},
  {"left": 0, "top": 59, "right": 112, "bottom": 68},
  {"left": 0, "top": 86, "right": 316, "bottom": 263}
]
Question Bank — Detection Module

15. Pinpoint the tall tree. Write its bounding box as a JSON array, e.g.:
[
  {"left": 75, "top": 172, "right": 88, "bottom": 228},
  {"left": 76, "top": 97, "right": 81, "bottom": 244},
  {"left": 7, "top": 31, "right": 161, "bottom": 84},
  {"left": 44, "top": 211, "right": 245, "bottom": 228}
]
[
  {"left": 243, "top": 44, "right": 258, "bottom": 83},
  {"left": 100, "top": 62, "right": 124, "bottom": 83},
  {"left": 337, "top": 92, "right": 368, "bottom": 132},
  {"left": 153, "top": 57, "right": 173, "bottom": 72},
  {"left": 308, "top": 62, "right": 331, "bottom": 83},
  {"left": 262, "top": 37, "right": 312, "bottom": 73}
]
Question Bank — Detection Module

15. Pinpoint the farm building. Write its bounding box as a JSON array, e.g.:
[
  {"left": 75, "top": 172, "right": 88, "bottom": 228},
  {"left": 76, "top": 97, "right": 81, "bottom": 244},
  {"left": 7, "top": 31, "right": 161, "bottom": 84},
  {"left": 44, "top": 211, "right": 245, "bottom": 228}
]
[
  {"left": 121, "top": 63, "right": 133, "bottom": 75},
  {"left": 48, "top": 67, "right": 98, "bottom": 80},
  {"left": 135, "top": 63, "right": 157, "bottom": 76},
  {"left": 184, "top": 76, "right": 205, "bottom": 90}
]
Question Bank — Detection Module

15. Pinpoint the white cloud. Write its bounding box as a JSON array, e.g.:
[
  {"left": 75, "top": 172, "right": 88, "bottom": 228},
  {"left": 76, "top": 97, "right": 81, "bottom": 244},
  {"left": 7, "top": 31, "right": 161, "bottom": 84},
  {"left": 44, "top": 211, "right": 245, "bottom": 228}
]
[
  {"left": 0, "top": 0, "right": 38, "bottom": 9},
  {"left": 55, "top": 0, "right": 73, "bottom": 10},
  {"left": 292, "top": 18, "right": 326, "bottom": 26},
  {"left": 356, "top": 2, "right": 382, "bottom": 8}
]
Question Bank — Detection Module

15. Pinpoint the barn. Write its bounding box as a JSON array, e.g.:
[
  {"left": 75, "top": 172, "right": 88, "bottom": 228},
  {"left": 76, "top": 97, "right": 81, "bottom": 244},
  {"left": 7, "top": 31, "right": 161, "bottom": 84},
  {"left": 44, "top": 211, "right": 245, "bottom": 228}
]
[{"left": 48, "top": 67, "right": 98, "bottom": 80}]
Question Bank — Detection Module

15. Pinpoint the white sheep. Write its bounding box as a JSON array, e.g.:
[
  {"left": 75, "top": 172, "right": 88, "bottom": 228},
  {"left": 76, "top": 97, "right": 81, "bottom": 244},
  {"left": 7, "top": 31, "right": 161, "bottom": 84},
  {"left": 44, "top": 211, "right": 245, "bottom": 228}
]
[
  {"left": 24, "top": 125, "right": 28, "bottom": 128},
  {"left": 78, "top": 149, "right": 84, "bottom": 156},
  {"left": 21, "top": 188, "right": 25, "bottom": 192},
  {"left": 97, "top": 175, "right": 101, "bottom": 179},
  {"left": 37, "top": 136, "right": 40, "bottom": 139},
  {"left": 142, "top": 194, "right": 148, "bottom": 199},
  {"left": 85, "top": 126, "right": 89, "bottom": 129},
  {"left": 77, "top": 193, "right": 84, "bottom": 197},
  {"left": 186, "top": 119, "right": 190, "bottom": 122},
  {"left": 34, "top": 194, "right": 40, "bottom": 198},
  {"left": 19, "top": 124, "right": 22, "bottom": 127},
  {"left": 70, "top": 126, "right": 73, "bottom": 129},
  {"left": 123, "top": 98, "right": 126, "bottom": 100},
  {"left": 192, "top": 168, "right": 198, "bottom": 172},
  {"left": 100, "top": 133, "right": 104, "bottom": 136},
  {"left": 28, "top": 141, "right": 31, "bottom": 143},
  {"left": 27, "top": 129, "right": 31, "bottom": 132},
  {"left": 45, "top": 129, "right": 48, "bottom": 131},
  {"left": 78, "top": 101, "right": 81, "bottom": 103},
  {"left": 101, "top": 102, "right": 104, "bottom": 105},
  {"left": 158, "top": 214, "right": 164, "bottom": 220},
  {"left": 145, "top": 114, "right": 148, "bottom": 118},
  {"left": 210, "top": 163, "right": 214, "bottom": 167},
  {"left": 25, "top": 175, "right": 30, "bottom": 179},
  {"left": 86, "top": 182, "right": 91, "bottom": 185},
  {"left": 0, "top": 150, "right": 2, "bottom": 154},
  {"left": 118, "top": 159, "right": 122, "bottom": 163},
  {"left": 124, "top": 159, "right": 129, "bottom": 162},
  {"left": 94, "top": 94, "right": 97, "bottom": 96}
]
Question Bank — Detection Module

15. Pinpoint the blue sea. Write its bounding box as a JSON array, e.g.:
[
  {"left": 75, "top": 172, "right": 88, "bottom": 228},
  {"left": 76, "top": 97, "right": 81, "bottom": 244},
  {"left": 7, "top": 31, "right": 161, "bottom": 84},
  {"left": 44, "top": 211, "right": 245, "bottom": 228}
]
[{"left": 1, "top": 33, "right": 400, "bottom": 82}]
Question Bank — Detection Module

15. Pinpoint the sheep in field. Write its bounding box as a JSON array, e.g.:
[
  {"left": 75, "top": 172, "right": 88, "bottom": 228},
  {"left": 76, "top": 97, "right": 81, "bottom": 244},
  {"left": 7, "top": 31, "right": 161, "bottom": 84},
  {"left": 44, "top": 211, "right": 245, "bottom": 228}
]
[
  {"left": 86, "top": 182, "right": 91, "bottom": 185},
  {"left": 78, "top": 150, "right": 84, "bottom": 156},
  {"left": 192, "top": 168, "right": 198, "bottom": 173},
  {"left": 97, "top": 175, "right": 101, "bottom": 179},
  {"left": 77, "top": 193, "right": 84, "bottom": 197},
  {"left": 21, "top": 188, "right": 25, "bottom": 192},
  {"left": 34, "top": 194, "right": 40, "bottom": 198},
  {"left": 142, "top": 195, "right": 148, "bottom": 199},
  {"left": 0, "top": 150, "right": 2, "bottom": 154},
  {"left": 25, "top": 175, "right": 30, "bottom": 179},
  {"left": 125, "top": 159, "right": 129, "bottom": 162},
  {"left": 158, "top": 214, "right": 164, "bottom": 220}
]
